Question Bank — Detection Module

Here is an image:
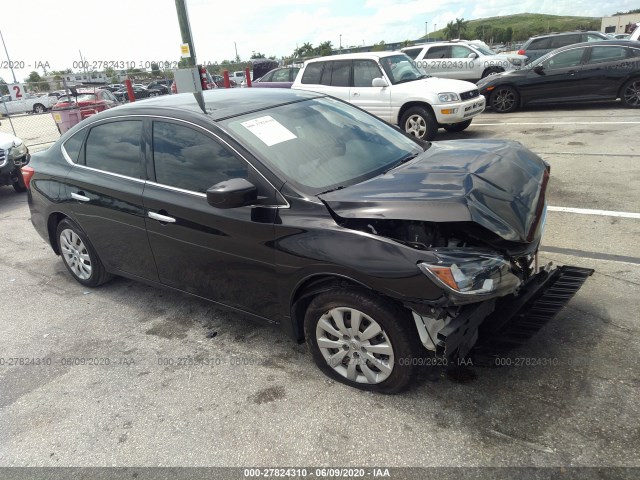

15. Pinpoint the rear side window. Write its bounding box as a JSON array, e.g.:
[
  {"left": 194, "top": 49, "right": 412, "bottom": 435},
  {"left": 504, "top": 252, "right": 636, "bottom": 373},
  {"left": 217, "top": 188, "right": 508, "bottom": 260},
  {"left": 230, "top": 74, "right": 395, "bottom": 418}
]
[
  {"left": 425, "top": 46, "right": 450, "bottom": 59},
  {"left": 85, "top": 121, "right": 142, "bottom": 178},
  {"left": 403, "top": 48, "right": 422, "bottom": 60},
  {"left": 528, "top": 38, "right": 552, "bottom": 50},
  {"left": 583, "top": 33, "right": 605, "bottom": 42},
  {"left": 551, "top": 34, "right": 581, "bottom": 48},
  {"left": 320, "top": 62, "right": 334, "bottom": 85},
  {"left": 330, "top": 61, "right": 351, "bottom": 87},
  {"left": 152, "top": 121, "right": 248, "bottom": 193},
  {"left": 301, "top": 63, "right": 324, "bottom": 84},
  {"left": 62, "top": 130, "right": 87, "bottom": 164},
  {"left": 588, "top": 46, "right": 627, "bottom": 63},
  {"left": 543, "top": 48, "right": 585, "bottom": 69}
]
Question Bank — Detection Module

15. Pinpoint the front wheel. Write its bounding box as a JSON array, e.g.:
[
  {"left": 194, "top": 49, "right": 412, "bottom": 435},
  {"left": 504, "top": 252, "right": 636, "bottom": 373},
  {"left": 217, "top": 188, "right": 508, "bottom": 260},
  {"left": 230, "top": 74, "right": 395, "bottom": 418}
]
[
  {"left": 33, "top": 104, "right": 46, "bottom": 114},
  {"left": 490, "top": 85, "right": 519, "bottom": 113},
  {"left": 12, "top": 172, "right": 27, "bottom": 192},
  {"left": 304, "top": 289, "right": 422, "bottom": 393},
  {"left": 56, "top": 218, "right": 113, "bottom": 287},
  {"left": 400, "top": 106, "right": 438, "bottom": 141},
  {"left": 443, "top": 119, "right": 472, "bottom": 133},
  {"left": 621, "top": 79, "right": 640, "bottom": 108}
]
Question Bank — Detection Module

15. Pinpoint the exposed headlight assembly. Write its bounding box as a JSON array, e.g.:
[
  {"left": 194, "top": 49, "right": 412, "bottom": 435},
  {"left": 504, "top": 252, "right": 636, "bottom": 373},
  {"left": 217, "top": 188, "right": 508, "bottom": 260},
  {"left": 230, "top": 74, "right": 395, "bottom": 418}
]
[
  {"left": 8, "top": 140, "right": 27, "bottom": 160},
  {"left": 437, "top": 92, "right": 460, "bottom": 103},
  {"left": 418, "top": 250, "right": 522, "bottom": 298}
]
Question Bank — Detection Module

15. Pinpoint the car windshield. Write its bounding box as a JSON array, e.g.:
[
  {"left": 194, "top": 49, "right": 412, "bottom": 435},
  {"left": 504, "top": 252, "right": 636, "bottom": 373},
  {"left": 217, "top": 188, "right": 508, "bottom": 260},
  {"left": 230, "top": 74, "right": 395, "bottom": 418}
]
[
  {"left": 475, "top": 45, "right": 496, "bottom": 55},
  {"left": 76, "top": 94, "right": 97, "bottom": 102},
  {"left": 220, "top": 96, "right": 424, "bottom": 194},
  {"left": 379, "top": 54, "right": 427, "bottom": 84}
]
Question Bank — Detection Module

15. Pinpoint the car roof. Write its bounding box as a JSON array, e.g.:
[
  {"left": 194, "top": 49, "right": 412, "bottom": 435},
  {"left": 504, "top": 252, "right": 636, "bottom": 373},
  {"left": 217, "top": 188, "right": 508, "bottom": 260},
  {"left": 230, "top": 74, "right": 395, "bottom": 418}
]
[
  {"left": 552, "top": 39, "right": 640, "bottom": 52},
  {"left": 304, "top": 51, "right": 403, "bottom": 63},
  {"left": 528, "top": 30, "right": 605, "bottom": 40},
  {"left": 96, "top": 88, "right": 324, "bottom": 121}
]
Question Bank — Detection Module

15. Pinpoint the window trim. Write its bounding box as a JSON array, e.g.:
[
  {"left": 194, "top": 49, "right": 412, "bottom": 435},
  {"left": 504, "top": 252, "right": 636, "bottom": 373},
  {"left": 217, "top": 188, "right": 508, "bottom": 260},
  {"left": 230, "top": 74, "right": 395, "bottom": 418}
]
[{"left": 59, "top": 114, "right": 289, "bottom": 208}]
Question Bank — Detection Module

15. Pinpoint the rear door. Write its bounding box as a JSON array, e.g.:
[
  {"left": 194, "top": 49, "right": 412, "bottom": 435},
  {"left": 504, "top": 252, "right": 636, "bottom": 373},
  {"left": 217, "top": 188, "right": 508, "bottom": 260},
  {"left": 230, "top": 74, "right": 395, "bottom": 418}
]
[
  {"left": 142, "top": 119, "right": 282, "bottom": 318},
  {"left": 580, "top": 45, "right": 633, "bottom": 98},
  {"left": 64, "top": 119, "right": 158, "bottom": 281}
]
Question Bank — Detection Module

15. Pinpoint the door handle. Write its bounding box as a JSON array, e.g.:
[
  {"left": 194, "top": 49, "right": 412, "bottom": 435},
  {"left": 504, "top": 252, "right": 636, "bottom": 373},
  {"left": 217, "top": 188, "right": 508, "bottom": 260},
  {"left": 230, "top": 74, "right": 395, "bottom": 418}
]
[
  {"left": 148, "top": 211, "right": 176, "bottom": 223},
  {"left": 352, "top": 92, "right": 360, "bottom": 97},
  {"left": 71, "top": 192, "right": 90, "bottom": 202}
]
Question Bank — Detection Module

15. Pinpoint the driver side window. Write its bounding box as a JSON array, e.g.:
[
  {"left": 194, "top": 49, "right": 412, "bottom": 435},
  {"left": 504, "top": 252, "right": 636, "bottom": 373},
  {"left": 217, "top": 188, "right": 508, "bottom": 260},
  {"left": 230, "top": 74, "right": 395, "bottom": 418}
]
[
  {"left": 451, "top": 46, "right": 472, "bottom": 58},
  {"left": 353, "top": 60, "right": 383, "bottom": 87},
  {"left": 152, "top": 121, "right": 248, "bottom": 194}
]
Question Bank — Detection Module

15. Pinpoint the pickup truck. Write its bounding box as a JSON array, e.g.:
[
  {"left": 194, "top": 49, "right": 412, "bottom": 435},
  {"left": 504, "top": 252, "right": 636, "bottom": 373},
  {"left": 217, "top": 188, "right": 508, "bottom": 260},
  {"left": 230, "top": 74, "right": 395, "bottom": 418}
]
[{"left": 0, "top": 93, "right": 57, "bottom": 115}]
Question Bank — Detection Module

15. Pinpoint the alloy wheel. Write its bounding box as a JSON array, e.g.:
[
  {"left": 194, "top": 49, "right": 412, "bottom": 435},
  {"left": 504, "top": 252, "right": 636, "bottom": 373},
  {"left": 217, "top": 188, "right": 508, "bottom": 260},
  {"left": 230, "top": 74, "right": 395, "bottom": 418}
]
[
  {"left": 493, "top": 88, "right": 516, "bottom": 112},
  {"left": 60, "top": 229, "right": 92, "bottom": 280},
  {"left": 624, "top": 81, "right": 640, "bottom": 106},
  {"left": 316, "top": 307, "right": 394, "bottom": 384},
  {"left": 404, "top": 114, "right": 427, "bottom": 138}
]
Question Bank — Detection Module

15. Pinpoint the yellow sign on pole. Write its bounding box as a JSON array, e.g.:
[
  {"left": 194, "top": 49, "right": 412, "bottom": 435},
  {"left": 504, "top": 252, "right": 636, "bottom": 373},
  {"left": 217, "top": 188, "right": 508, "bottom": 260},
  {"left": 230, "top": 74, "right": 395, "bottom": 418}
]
[{"left": 180, "top": 43, "right": 191, "bottom": 58}]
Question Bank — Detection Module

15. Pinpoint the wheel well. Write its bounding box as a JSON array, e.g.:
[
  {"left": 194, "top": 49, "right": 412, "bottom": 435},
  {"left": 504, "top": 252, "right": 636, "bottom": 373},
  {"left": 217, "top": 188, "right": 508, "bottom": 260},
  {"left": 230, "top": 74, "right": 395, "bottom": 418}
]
[
  {"left": 397, "top": 102, "right": 434, "bottom": 126},
  {"left": 47, "top": 212, "right": 68, "bottom": 255},
  {"left": 290, "top": 275, "right": 370, "bottom": 342},
  {"left": 617, "top": 76, "right": 640, "bottom": 99},
  {"left": 482, "top": 66, "right": 505, "bottom": 77}
]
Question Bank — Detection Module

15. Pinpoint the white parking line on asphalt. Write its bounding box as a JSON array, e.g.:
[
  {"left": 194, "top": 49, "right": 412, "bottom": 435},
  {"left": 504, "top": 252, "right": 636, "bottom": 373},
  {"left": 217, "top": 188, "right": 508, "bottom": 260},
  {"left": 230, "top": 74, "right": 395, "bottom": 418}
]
[
  {"left": 474, "top": 121, "right": 640, "bottom": 126},
  {"left": 548, "top": 206, "right": 640, "bottom": 219}
]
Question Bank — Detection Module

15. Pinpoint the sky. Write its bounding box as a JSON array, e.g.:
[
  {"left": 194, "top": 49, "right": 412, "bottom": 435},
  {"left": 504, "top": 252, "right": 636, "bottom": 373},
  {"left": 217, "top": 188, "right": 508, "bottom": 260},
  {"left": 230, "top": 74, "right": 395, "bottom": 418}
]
[{"left": 0, "top": 0, "right": 637, "bottom": 83}]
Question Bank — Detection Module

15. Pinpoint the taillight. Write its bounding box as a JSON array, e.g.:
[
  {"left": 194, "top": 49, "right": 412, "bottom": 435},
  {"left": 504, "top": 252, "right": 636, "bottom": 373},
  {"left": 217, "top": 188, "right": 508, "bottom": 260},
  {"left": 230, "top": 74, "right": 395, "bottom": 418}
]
[
  {"left": 22, "top": 165, "right": 35, "bottom": 189},
  {"left": 517, "top": 49, "right": 525, "bottom": 55},
  {"left": 171, "top": 82, "right": 177, "bottom": 94}
]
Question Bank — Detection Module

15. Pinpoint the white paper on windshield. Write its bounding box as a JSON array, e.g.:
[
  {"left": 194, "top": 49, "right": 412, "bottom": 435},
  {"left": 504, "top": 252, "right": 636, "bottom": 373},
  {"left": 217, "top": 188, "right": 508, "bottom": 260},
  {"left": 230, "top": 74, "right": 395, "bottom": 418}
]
[{"left": 241, "top": 116, "right": 296, "bottom": 146}]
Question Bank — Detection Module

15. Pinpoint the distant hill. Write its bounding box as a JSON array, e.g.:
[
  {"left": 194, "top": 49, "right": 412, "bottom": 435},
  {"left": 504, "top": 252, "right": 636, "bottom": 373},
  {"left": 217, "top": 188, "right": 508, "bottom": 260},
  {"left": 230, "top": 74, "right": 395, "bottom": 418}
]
[{"left": 424, "top": 13, "right": 601, "bottom": 43}]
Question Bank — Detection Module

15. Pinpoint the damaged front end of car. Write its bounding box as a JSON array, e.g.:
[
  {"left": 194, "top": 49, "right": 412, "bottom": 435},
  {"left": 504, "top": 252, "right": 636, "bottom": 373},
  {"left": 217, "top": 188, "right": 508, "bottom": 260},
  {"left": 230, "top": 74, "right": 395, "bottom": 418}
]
[{"left": 319, "top": 139, "right": 594, "bottom": 362}]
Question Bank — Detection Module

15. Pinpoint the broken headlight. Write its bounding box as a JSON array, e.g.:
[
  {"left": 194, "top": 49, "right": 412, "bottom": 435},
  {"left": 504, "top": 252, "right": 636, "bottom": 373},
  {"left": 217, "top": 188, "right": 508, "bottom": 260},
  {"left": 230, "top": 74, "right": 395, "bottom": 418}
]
[{"left": 418, "top": 250, "right": 521, "bottom": 298}]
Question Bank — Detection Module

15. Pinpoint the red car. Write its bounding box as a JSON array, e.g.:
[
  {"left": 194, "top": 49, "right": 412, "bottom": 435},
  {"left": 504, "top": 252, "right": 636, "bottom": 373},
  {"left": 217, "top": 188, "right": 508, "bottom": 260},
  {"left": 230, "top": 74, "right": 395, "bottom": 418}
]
[{"left": 52, "top": 89, "right": 119, "bottom": 119}]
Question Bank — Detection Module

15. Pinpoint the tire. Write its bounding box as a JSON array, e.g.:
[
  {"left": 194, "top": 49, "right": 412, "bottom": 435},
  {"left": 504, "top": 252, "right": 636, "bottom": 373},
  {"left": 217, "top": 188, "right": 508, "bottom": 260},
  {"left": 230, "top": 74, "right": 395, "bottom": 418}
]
[
  {"left": 400, "top": 106, "right": 438, "bottom": 141},
  {"left": 621, "top": 79, "right": 640, "bottom": 108},
  {"left": 56, "top": 218, "right": 113, "bottom": 288},
  {"left": 481, "top": 67, "right": 503, "bottom": 79},
  {"left": 304, "top": 289, "right": 422, "bottom": 394},
  {"left": 33, "top": 103, "right": 46, "bottom": 114},
  {"left": 490, "top": 85, "right": 519, "bottom": 113},
  {"left": 443, "top": 119, "right": 472, "bottom": 133},
  {"left": 12, "top": 172, "right": 27, "bottom": 193}
]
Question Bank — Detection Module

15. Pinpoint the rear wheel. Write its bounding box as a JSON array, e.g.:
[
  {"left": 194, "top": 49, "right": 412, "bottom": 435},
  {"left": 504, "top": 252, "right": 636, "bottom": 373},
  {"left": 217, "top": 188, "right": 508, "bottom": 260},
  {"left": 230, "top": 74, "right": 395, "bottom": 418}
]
[
  {"left": 490, "top": 85, "right": 519, "bottom": 113},
  {"left": 621, "top": 79, "right": 640, "bottom": 108},
  {"left": 400, "top": 106, "right": 438, "bottom": 141},
  {"left": 443, "top": 119, "right": 472, "bottom": 133},
  {"left": 33, "top": 103, "right": 46, "bottom": 114},
  {"left": 56, "top": 218, "right": 112, "bottom": 287},
  {"left": 304, "top": 289, "right": 421, "bottom": 393}
]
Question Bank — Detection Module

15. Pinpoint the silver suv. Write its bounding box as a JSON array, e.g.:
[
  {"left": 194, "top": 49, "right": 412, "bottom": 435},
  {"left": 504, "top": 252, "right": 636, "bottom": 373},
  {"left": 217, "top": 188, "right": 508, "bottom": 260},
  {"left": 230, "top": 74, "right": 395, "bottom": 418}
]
[{"left": 401, "top": 41, "right": 527, "bottom": 81}]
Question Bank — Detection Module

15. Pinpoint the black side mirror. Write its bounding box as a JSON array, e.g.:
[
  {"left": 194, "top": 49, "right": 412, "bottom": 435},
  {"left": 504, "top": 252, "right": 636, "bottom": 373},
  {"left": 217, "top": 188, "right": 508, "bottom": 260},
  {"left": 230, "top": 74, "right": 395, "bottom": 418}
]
[
  {"left": 533, "top": 65, "right": 545, "bottom": 74},
  {"left": 206, "top": 178, "right": 257, "bottom": 209}
]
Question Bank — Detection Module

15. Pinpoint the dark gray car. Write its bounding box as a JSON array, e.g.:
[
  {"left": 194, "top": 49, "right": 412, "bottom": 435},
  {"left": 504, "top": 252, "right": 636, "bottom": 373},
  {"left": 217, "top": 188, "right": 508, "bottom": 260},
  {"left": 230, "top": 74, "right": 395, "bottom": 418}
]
[{"left": 518, "top": 31, "right": 609, "bottom": 63}]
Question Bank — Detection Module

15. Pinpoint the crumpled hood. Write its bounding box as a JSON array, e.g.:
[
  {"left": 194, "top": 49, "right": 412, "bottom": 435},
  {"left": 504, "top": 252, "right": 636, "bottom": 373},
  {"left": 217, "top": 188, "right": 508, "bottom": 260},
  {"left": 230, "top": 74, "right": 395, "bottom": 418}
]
[{"left": 319, "top": 139, "right": 549, "bottom": 244}]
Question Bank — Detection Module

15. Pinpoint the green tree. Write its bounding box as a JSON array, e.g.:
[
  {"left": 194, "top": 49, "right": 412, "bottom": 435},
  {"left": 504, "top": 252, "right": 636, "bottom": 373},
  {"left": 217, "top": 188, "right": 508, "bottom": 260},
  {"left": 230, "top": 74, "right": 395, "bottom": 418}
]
[
  {"left": 455, "top": 18, "right": 468, "bottom": 39},
  {"left": 371, "top": 40, "right": 386, "bottom": 52},
  {"left": 443, "top": 21, "right": 456, "bottom": 40},
  {"left": 25, "top": 71, "right": 49, "bottom": 91},
  {"left": 505, "top": 27, "right": 513, "bottom": 43},
  {"left": 250, "top": 51, "right": 266, "bottom": 59},
  {"left": 316, "top": 41, "right": 333, "bottom": 56}
]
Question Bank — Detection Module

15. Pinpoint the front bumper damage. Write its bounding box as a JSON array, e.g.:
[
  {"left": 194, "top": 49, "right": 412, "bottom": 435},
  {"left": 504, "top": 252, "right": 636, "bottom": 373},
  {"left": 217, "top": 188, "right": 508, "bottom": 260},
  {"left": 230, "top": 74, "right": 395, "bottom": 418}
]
[{"left": 413, "top": 265, "right": 594, "bottom": 363}]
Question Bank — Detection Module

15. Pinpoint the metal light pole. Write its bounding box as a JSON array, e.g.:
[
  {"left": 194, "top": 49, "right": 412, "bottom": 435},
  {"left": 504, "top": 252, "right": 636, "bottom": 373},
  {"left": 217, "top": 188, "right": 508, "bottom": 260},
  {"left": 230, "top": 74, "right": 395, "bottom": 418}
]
[
  {"left": 175, "top": 0, "right": 197, "bottom": 67},
  {"left": 339, "top": 34, "right": 342, "bottom": 50},
  {"left": 0, "top": 30, "right": 17, "bottom": 83},
  {"left": 425, "top": 21, "right": 428, "bottom": 42},
  {"left": 434, "top": 24, "right": 437, "bottom": 41}
]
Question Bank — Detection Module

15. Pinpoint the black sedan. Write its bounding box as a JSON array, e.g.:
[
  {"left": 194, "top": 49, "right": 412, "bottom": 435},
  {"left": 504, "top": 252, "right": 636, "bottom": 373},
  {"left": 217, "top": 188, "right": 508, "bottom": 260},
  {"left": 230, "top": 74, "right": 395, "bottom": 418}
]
[
  {"left": 113, "top": 85, "right": 163, "bottom": 102},
  {"left": 478, "top": 40, "right": 640, "bottom": 112},
  {"left": 25, "top": 89, "right": 591, "bottom": 393}
]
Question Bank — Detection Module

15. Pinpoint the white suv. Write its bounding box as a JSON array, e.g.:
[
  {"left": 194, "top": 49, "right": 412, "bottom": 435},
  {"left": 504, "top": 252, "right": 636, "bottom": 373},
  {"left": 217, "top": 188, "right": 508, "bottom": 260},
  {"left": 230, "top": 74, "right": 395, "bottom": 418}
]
[
  {"left": 401, "top": 41, "right": 527, "bottom": 81},
  {"left": 291, "top": 52, "right": 485, "bottom": 141}
]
